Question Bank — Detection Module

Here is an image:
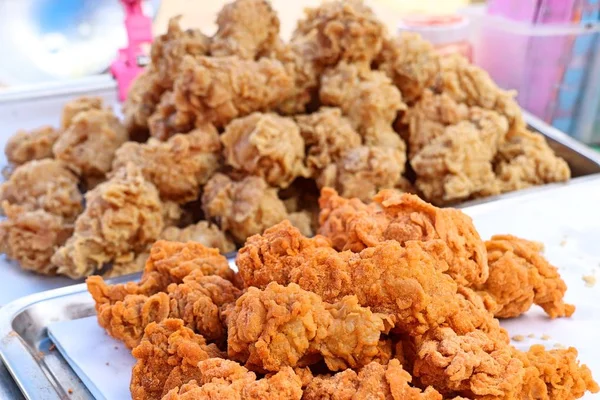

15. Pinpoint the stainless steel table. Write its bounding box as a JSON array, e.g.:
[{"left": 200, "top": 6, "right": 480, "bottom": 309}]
[{"left": 0, "top": 362, "right": 24, "bottom": 400}]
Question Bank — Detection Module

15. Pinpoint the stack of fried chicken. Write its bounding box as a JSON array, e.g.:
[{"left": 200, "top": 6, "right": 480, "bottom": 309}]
[
  {"left": 87, "top": 188, "right": 597, "bottom": 399},
  {"left": 0, "top": 0, "right": 570, "bottom": 280}
]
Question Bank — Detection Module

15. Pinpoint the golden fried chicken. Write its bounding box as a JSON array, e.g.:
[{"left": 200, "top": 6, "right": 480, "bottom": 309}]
[
  {"left": 318, "top": 188, "right": 488, "bottom": 287},
  {"left": 226, "top": 282, "right": 391, "bottom": 372},
  {"left": 210, "top": 0, "right": 280, "bottom": 59},
  {"left": 161, "top": 221, "right": 235, "bottom": 254},
  {"left": 480, "top": 235, "right": 575, "bottom": 319},
  {"left": 0, "top": 203, "right": 72, "bottom": 275},
  {"left": 201, "top": 173, "right": 289, "bottom": 244},
  {"left": 60, "top": 96, "right": 105, "bottom": 130},
  {"left": 5, "top": 126, "right": 59, "bottom": 166},
  {"left": 161, "top": 358, "right": 302, "bottom": 400},
  {"left": 52, "top": 164, "right": 163, "bottom": 278},
  {"left": 123, "top": 69, "right": 165, "bottom": 138},
  {"left": 0, "top": 159, "right": 82, "bottom": 220},
  {"left": 221, "top": 113, "right": 307, "bottom": 188},
  {"left": 113, "top": 126, "right": 221, "bottom": 203},
  {"left": 295, "top": 107, "right": 361, "bottom": 178},
  {"left": 130, "top": 319, "right": 225, "bottom": 400},
  {"left": 173, "top": 55, "right": 293, "bottom": 129},
  {"left": 53, "top": 109, "right": 128, "bottom": 184},
  {"left": 148, "top": 91, "right": 198, "bottom": 141}
]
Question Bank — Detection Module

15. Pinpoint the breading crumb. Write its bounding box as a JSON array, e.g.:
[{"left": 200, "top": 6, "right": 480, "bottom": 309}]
[
  {"left": 68, "top": 388, "right": 73, "bottom": 395},
  {"left": 560, "top": 239, "right": 567, "bottom": 247},
  {"left": 541, "top": 334, "right": 551, "bottom": 340},
  {"left": 582, "top": 275, "right": 596, "bottom": 287},
  {"left": 553, "top": 343, "right": 565, "bottom": 349},
  {"left": 527, "top": 334, "right": 535, "bottom": 338},
  {"left": 512, "top": 335, "right": 525, "bottom": 342},
  {"left": 49, "top": 344, "right": 56, "bottom": 351}
]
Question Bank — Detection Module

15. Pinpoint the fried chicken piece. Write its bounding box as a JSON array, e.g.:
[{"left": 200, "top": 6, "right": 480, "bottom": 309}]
[
  {"left": 104, "top": 251, "right": 150, "bottom": 278},
  {"left": 52, "top": 164, "right": 163, "bottom": 278},
  {"left": 221, "top": 113, "right": 307, "bottom": 188},
  {"left": 494, "top": 128, "right": 570, "bottom": 193},
  {"left": 318, "top": 188, "right": 489, "bottom": 288},
  {"left": 123, "top": 69, "right": 165, "bottom": 138},
  {"left": 201, "top": 173, "right": 289, "bottom": 244},
  {"left": 295, "top": 107, "right": 361, "bottom": 178},
  {"left": 0, "top": 159, "right": 82, "bottom": 220},
  {"left": 130, "top": 319, "right": 225, "bottom": 400},
  {"left": 94, "top": 270, "right": 240, "bottom": 348},
  {"left": 87, "top": 240, "right": 234, "bottom": 307},
  {"left": 480, "top": 235, "right": 575, "bottom": 319},
  {"left": 5, "top": 126, "right": 60, "bottom": 166},
  {"left": 53, "top": 109, "right": 128, "bottom": 184},
  {"left": 304, "top": 359, "right": 443, "bottom": 400},
  {"left": 161, "top": 358, "right": 302, "bottom": 400},
  {"left": 0, "top": 203, "right": 73, "bottom": 275},
  {"left": 173, "top": 56, "right": 293, "bottom": 129},
  {"left": 210, "top": 0, "right": 279, "bottom": 59},
  {"left": 148, "top": 91, "right": 198, "bottom": 140},
  {"left": 161, "top": 221, "right": 235, "bottom": 254},
  {"left": 286, "top": 210, "right": 314, "bottom": 238},
  {"left": 113, "top": 126, "right": 221, "bottom": 203},
  {"left": 60, "top": 96, "right": 105, "bottom": 130},
  {"left": 226, "top": 282, "right": 391, "bottom": 372}
]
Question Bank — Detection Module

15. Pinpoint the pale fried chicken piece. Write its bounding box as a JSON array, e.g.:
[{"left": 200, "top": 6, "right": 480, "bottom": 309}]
[
  {"left": 318, "top": 188, "right": 489, "bottom": 288},
  {"left": 201, "top": 173, "right": 288, "bottom": 244},
  {"left": 173, "top": 56, "right": 293, "bottom": 129},
  {"left": 60, "top": 96, "right": 105, "bottom": 130},
  {"left": 210, "top": 0, "right": 279, "bottom": 59},
  {"left": 221, "top": 113, "right": 307, "bottom": 188},
  {"left": 52, "top": 164, "right": 163, "bottom": 278},
  {"left": 53, "top": 109, "right": 128, "bottom": 184},
  {"left": 148, "top": 91, "right": 197, "bottom": 140},
  {"left": 494, "top": 128, "right": 570, "bottom": 193},
  {"left": 0, "top": 159, "right": 82, "bottom": 220},
  {"left": 318, "top": 146, "right": 406, "bottom": 203},
  {"left": 5, "top": 126, "right": 60, "bottom": 166},
  {"left": 376, "top": 33, "right": 441, "bottom": 104},
  {"left": 161, "top": 358, "right": 303, "bottom": 400},
  {"left": 304, "top": 359, "right": 443, "bottom": 400},
  {"left": 295, "top": 107, "right": 361, "bottom": 178},
  {"left": 104, "top": 251, "right": 150, "bottom": 278},
  {"left": 86, "top": 240, "right": 233, "bottom": 307},
  {"left": 123, "top": 68, "right": 165, "bottom": 138},
  {"left": 94, "top": 270, "right": 240, "bottom": 348},
  {"left": 113, "top": 126, "right": 221, "bottom": 203},
  {"left": 0, "top": 203, "right": 72, "bottom": 275},
  {"left": 161, "top": 221, "right": 235, "bottom": 254},
  {"left": 480, "top": 235, "right": 575, "bottom": 319},
  {"left": 286, "top": 211, "right": 314, "bottom": 238},
  {"left": 226, "top": 282, "right": 391, "bottom": 372},
  {"left": 130, "top": 319, "right": 225, "bottom": 400}
]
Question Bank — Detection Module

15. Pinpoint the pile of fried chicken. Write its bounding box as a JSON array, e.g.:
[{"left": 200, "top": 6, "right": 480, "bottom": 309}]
[
  {"left": 87, "top": 188, "right": 597, "bottom": 399},
  {"left": 0, "top": 0, "right": 570, "bottom": 280}
]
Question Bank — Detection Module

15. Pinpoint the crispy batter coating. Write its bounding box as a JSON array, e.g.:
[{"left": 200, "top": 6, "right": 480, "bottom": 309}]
[
  {"left": 226, "top": 282, "right": 391, "bottom": 372},
  {"left": 210, "top": 0, "right": 280, "bottom": 59},
  {"left": 318, "top": 189, "right": 489, "bottom": 288},
  {"left": 60, "top": 96, "right": 105, "bottom": 130},
  {"left": 113, "top": 126, "right": 221, "bottom": 203},
  {"left": 201, "top": 173, "right": 288, "bottom": 244},
  {"left": 53, "top": 109, "right": 128, "bottom": 183},
  {"left": 0, "top": 159, "right": 82, "bottom": 220},
  {"left": 295, "top": 107, "right": 361, "bottom": 177},
  {"left": 130, "top": 319, "right": 225, "bottom": 400},
  {"left": 52, "top": 164, "right": 163, "bottom": 278},
  {"left": 161, "top": 221, "right": 236, "bottom": 254},
  {"left": 123, "top": 69, "right": 165, "bottom": 137},
  {"left": 5, "top": 126, "right": 59, "bottom": 166},
  {"left": 481, "top": 235, "right": 575, "bottom": 319},
  {"left": 0, "top": 203, "right": 72, "bottom": 275},
  {"left": 173, "top": 56, "right": 293, "bottom": 129},
  {"left": 161, "top": 358, "right": 302, "bottom": 400},
  {"left": 148, "top": 91, "right": 198, "bottom": 141},
  {"left": 221, "top": 113, "right": 307, "bottom": 188}
]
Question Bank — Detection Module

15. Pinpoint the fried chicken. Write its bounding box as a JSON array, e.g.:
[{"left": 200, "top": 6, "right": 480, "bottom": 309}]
[
  {"left": 161, "top": 221, "right": 236, "bottom": 254},
  {"left": 480, "top": 235, "right": 575, "bottom": 319},
  {"left": 52, "top": 164, "right": 163, "bottom": 278},
  {"left": 4, "top": 125, "right": 59, "bottom": 166},
  {"left": 60, "top": 96, "right": 105, "bottom": 130},
  {"left": 201, "top": 173, "right": 289, "bottom": 244},
  {"left": 0, "top": 159, "right": 82, "bottom": 221},
  {"left": 53, "top": 109, "right": 128, "bottom": 185},
  {"left": 318, "top": 188, "right": 488, "bottom": 288},
  {"left": 130, "top": 319, "right": 225, "bottom": 400},
  {"left": 0, "top": 203, "right": 72, "bottom": 275},
  {"left": 220, "top": 113, "right": 307, "bottom": 189},
  {"left": 113, "top": 126, "right": 221, "bottom": 203},
  {"left": 210, "top": 0, "right": 280, "bottom": 59},
  {"left": 173, "top": 55, "right": 293, "bottom": 129},
  {"left": 148, "top": 91, "right": 198, "bottom": 141},
  {"left": 161, "top": 358, "right": 302, "bottom": 400},
  {"left": 226, "top": 282, "right": 391, "bottom": 372},
  {"left": 123, "top": 69, "right": 165, "bottom": 138}
]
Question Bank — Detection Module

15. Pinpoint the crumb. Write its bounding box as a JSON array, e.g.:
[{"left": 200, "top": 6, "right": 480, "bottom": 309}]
[
  {"left": 527, "top": 334, "right": 535, "bottom": 338},
  {"left": 105, "top": 362, "right": 110, "bottom": 366},
  {"left": 49, "top": 344, "right": 56, "bottom": 351},
  {"left": 553, "top": 343, "right": 565, "bottom": 349},
  {"left": 68, "top": 388, "right": 73, "bottom": 395},
  {"left": 541, "top": 334, "right": 551, "bottom": 340},
  {"left": 560, "top": 239, "right": 567, "bottom": 247},
  {"left": 512, "top": 335, "right": 525, "bottom": 342},
  {"left": 114, "top": 346, "right": 119, "bottom": 350},
  {"left": 582, "top": 275, "right": 596, "bottom": 287}
]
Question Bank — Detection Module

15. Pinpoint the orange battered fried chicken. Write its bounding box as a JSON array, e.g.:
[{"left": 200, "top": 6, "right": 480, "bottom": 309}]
[{"left": 161, "top": 221, "right": 235, "bottom": 254}]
